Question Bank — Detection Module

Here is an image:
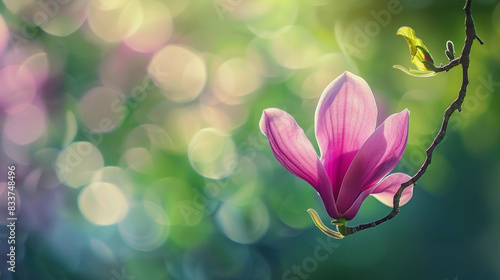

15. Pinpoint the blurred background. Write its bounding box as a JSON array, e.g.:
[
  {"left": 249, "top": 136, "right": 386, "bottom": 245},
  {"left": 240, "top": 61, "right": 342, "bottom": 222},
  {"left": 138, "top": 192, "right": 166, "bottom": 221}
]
[{"left": 0, "top": 0, "right": 499, "bottom": 279}]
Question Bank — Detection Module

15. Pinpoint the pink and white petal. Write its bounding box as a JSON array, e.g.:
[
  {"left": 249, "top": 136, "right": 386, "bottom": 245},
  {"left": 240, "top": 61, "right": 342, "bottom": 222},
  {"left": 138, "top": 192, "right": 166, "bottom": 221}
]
[
  {"left": 260, "top": 108, "right": 339, "bottom": 218},
  {"left": 371, "top": 173, "right": 413, "bottom": 207},
  {"left": 315, "top": 72, "right": 377, "bottom": 198},
  {"left": 336, "top": 109, "right": 409, "bottom": 215}
]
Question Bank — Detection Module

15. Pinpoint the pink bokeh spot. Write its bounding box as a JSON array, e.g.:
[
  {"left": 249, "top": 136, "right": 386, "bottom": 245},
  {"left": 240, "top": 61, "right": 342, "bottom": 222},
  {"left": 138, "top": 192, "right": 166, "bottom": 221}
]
[
  {"left": 4, "top": 104, "right": 47, "bottom": 145},
  {"left": 0, "top": 65, "right": 37, "bottom": 114},
  {"left": 260, "top": 72, "right": 414, "bottom": 220}
]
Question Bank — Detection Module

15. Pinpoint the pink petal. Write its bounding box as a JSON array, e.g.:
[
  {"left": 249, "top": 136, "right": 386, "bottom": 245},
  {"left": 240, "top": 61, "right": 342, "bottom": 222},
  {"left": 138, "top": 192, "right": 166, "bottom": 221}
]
[
  {"left": 336, "top": 109, "right": 409, "bottom": 217},
  {"left": 315, "top": 72, "right": 377, "bottom": 199},
  {"left": 340, "top": 173, "right": 413, "bottom": 220},
  {"left": 371, "top": 173, "right": 414, "bottom": 207},
  {"left": 338, "top": 186, "right": 375, "bottom": 220},
  {"left": 260, "top": 108, "right": 339, "bottom": 218}
]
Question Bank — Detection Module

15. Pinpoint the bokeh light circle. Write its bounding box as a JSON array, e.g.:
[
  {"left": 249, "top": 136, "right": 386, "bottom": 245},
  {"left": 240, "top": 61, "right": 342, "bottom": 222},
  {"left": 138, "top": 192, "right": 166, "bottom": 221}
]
[
  {"left": 153, "top": 105, "right": 206, "bottom": 153},
  {"left": 20, "top": 52, "right": 50, "bottom": 88},
  {"left": 0, "top": 65, "right": 37, "bottom": 114},
  {"left": 269, "top": 25, "right": 322, "bottom": 69},
  {"left": 63, "top": 111, "right": 78, "bottom": 146},
  {"left": 213, "top": 57, "right": 263, "bottom": 104},
  {"left": 148, "top": 45, "right": 207, "bottom": 102},
  {"left": 91, "top": 0, "right": 128, "bottom": 10},
  {"left": 298, "top": 53, "right": 356, "bottom": 98},
  {"left": 244, "top": 0, "right": 298, "bottom": 38},
  {"left": 79, "top": 86, "right": 127, "bottom": 133},
  {"left": 200, "top": 102, "right": 250, "bottom": 131},
  {"left": 122, "top": 147, "right": 152, "bottom": 173},
  {"left": 124, "top": 1, "right": 173, "bottom": 53},
  {"left": 78, "top": 182, "right": 128, "bottom": 225},
  {"left": 118, "top": 204, "right": 169, "bottom": 251},
  {"left": 54, "top": 141, "right": 104, "bottom": 188},
  {"left": 2, "top": 0, "right": 31, "bottom": 14},
  {"left": 4, "top": 104, "right": 46, "bottom": 145},
  {"left": 88, "top": 0, "right": 143, "bottom": 42},
  {"left": 216, "top": 200, "right": 269, "bottom": 244},
  {"left": 91, "top": 166, "right": 133, "bottom": 192},
  {"left": 90, "top": 239, "right": 116, "bottom": 264},
  {"left": 40, "top": 0, "right": 90, "bottom": 37},
  {"left": 188, "top": 128, "right": 237, "bottom": 179}
]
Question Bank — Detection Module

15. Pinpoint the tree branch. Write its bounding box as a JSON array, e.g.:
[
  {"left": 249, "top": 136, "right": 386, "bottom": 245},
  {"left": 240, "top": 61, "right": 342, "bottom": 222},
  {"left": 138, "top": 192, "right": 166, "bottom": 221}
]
[
  {"left": 342, "top": 0, "right": 483, "bottom": 236},
  {"left": 435, "top": 57, "right": 460, "bottom": 72}
]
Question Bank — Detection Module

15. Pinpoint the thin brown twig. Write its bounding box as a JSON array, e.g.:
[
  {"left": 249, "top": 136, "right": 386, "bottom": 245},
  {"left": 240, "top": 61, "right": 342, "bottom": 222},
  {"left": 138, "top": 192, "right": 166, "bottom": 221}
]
[{"left": 342, "top": 0, "right": 483, "bottom": 236}]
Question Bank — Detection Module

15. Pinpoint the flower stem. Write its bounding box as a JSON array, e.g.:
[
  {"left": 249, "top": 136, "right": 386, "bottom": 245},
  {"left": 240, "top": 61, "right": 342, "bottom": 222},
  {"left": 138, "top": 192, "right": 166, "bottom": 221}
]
[{"left": 341, "top": 0, "right": 483, "bottom": 237}]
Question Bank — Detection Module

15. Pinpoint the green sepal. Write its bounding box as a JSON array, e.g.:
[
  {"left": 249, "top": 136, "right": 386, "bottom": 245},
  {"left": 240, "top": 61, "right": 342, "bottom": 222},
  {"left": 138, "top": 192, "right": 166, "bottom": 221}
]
[{"left": 421, "top": 60, "right": 437, "bottom": 71}]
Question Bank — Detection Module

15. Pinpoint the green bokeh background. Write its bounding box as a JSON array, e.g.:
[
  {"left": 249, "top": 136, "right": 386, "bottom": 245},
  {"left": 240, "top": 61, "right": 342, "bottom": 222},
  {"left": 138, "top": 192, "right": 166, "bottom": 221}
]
[{"left": 1, "top": 0, "right": 500, "bottom": 279}]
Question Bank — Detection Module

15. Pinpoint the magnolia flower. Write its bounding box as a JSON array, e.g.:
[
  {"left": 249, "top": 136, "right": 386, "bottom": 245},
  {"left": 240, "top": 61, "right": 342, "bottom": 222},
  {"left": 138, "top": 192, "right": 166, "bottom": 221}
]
[
  {"left": 260, "top": 72, "right": 413, "bottom": 222},
  {"left": 393, "top": 26, "right": 437, "bottom": 77}
]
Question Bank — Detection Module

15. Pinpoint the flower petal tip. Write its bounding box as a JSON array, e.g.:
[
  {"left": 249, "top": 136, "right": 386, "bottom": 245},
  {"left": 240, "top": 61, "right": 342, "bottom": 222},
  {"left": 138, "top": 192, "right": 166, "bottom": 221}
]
[
  {"left": 259, "top": 110, "right": 269, "bottom": 135},
  {"left": 342, "top": 71, "right": 353, "bottom": 78},
  {"left": 400, "top": 108, "right": 410, "bottom": 117},
  {"left": 259, "top": 108, "right": 281, "bottom": 135}
]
